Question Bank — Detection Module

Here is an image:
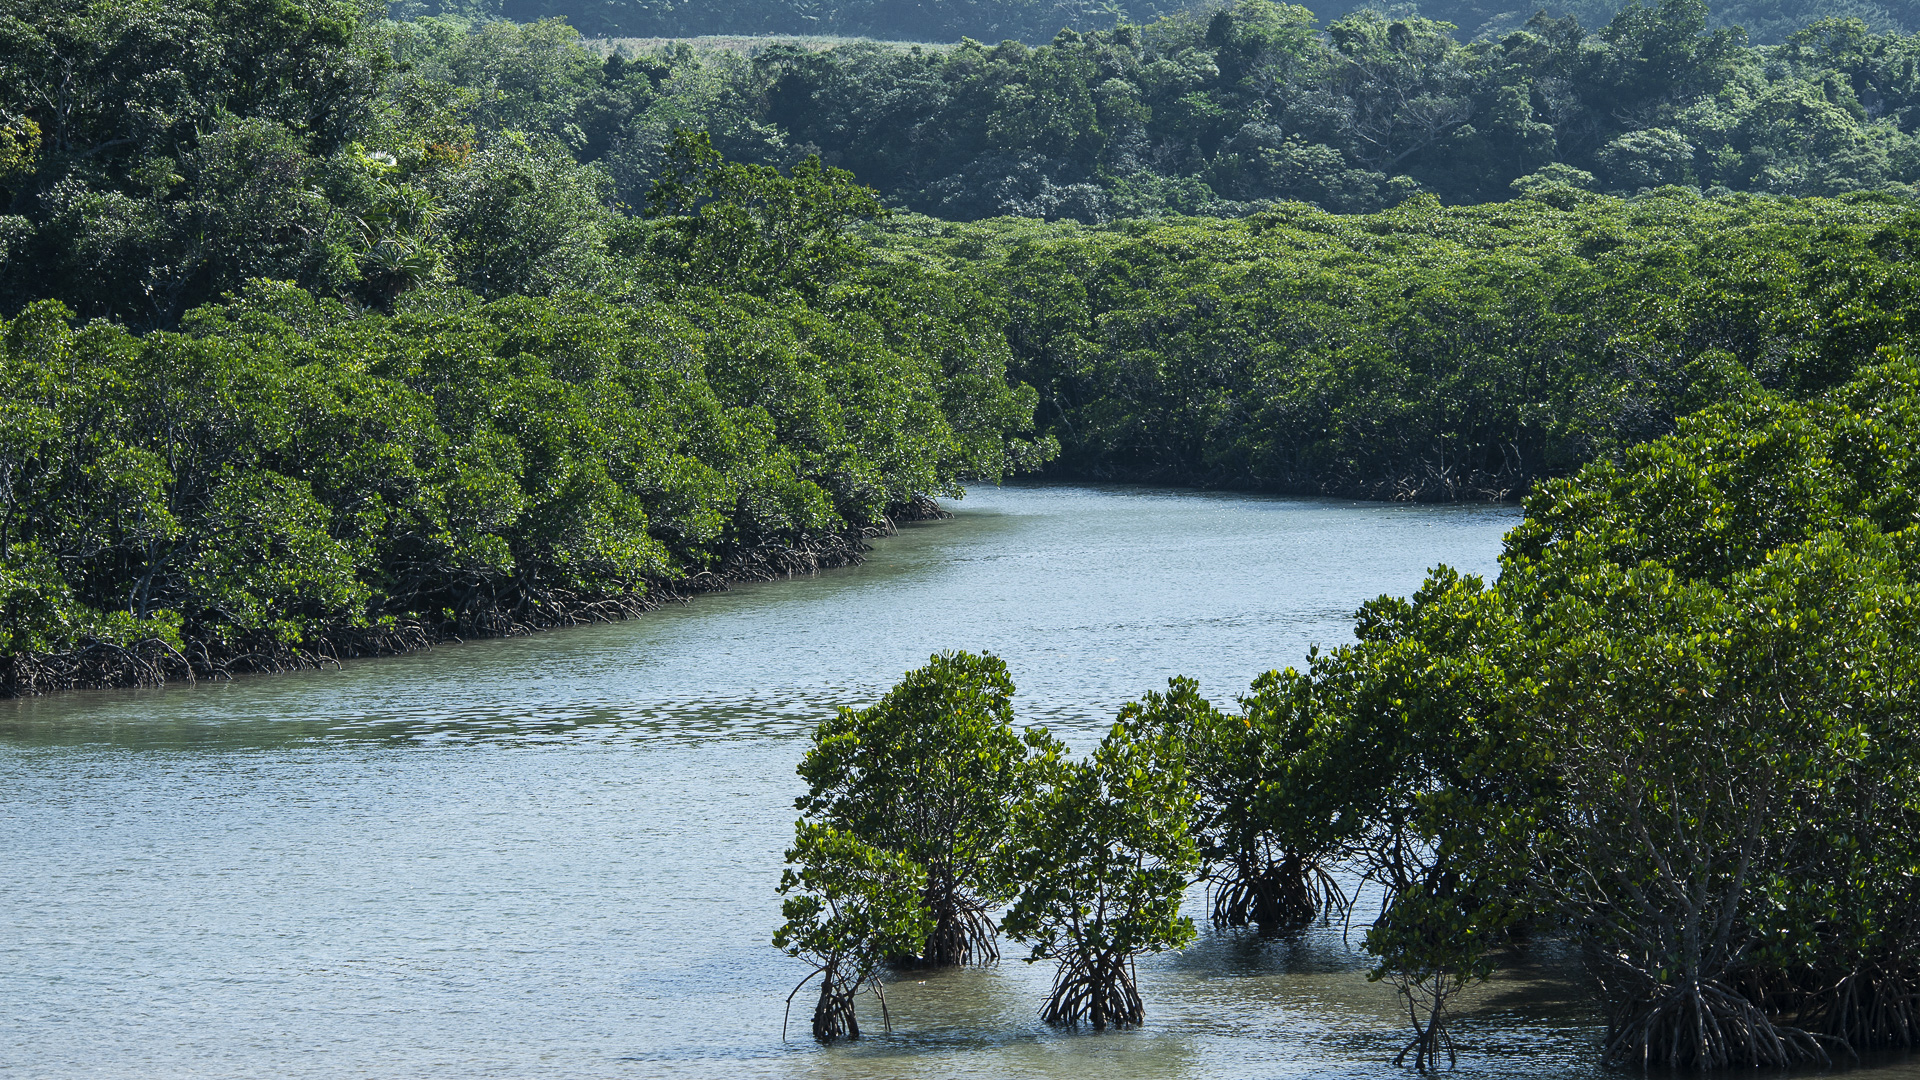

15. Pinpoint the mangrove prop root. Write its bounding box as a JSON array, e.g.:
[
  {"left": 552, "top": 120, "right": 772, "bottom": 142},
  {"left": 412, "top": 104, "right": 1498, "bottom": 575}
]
[
  {"left": 918, "top": 891, "right": 1000, "bottom": 968},
  {"left": 811, "top": 967, "right": 861, "bottom": 1044},
  {"left": 885, "top": 495, "right": 952, "bottom": 525},
  {"left": 1604, "top": 978, "right": 1831, "bottom": 1070},
  {"left": 1042, "top": 952, "right": 1145, "bottom": 1031},
  {"left": 1812, "top": 964, "right": 1920, "bottom": 1051},
  {"left": 1209, "top": 853, "right": 1347, "bottom": 933},
  {"left": 784, "top": 963, "right": 863, "bottom": 1045},
  {"left": 1390, "top": 970, "right": 1462, "bottom": 1073}
]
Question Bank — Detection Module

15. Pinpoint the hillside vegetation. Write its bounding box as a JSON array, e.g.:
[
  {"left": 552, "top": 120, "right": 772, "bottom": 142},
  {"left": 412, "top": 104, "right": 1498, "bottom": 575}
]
[
  {"left": 403, "top": 0, "right": 1920, "bottom": 45},
  {"left": 366, "top": 2, "right": 1920, "bottom": 218},
  {"left": 11, "top": 0, "right": 1920, "bottom": 326}
]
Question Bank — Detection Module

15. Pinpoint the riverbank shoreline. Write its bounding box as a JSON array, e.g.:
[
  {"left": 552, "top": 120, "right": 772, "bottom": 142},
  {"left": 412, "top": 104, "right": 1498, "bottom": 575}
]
[{"left": 0, "top": 497, "right": 953, "bottom": 699}]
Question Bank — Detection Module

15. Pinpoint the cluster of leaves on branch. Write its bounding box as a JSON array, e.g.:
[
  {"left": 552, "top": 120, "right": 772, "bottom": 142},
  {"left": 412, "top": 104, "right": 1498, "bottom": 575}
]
[
  {"left": 875, "top": 191, "right": 1920, "bottom": 499},
  {"left": 776, "top": 651, "right": 1197, "bottom": 1040},
  {"left": 0, "top": 280, "right": 1051, "bottom": 694}
]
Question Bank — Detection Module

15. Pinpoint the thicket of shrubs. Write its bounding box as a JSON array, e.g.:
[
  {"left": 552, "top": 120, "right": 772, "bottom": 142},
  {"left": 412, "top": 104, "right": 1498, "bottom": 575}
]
[
  {"left": 0, "top": 250, "right": 1051, "bottom": 692},
  {"left": 878, "top": 190, "right": 1920, "bottom": 498}
]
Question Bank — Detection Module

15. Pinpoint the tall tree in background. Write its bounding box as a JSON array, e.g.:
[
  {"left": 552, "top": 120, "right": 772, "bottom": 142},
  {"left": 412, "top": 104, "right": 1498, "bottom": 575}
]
[{"left": 643, "top": 129, "right": 885, "bottom": 298}]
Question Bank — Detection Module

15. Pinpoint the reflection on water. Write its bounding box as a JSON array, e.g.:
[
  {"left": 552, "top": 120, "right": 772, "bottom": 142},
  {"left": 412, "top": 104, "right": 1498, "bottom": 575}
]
[{"left": 2, "top": 484, "right": 1909, "bottom": 1078}]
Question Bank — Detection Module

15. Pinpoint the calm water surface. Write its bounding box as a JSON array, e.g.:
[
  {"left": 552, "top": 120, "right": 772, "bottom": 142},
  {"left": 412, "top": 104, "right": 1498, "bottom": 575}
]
[{"left": 3, "top": 485, "right": 1912, "bottom": 1079}]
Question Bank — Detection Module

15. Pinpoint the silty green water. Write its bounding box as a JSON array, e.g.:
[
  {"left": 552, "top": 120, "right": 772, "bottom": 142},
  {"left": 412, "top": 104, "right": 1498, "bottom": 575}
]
[{"left": 4, "top": 484, "right": 1914, "bottom": 1079}]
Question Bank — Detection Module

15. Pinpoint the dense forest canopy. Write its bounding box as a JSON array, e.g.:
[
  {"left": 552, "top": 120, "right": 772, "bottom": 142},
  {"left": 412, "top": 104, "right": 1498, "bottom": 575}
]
[
  {"left": 399, "top": 0, "right": 1920, "bottom": 46},
  {"left": 0, "top": 0, "right": 1059, "bottom": 692},
  {"left": 877, "top": 192, "right": 1920, "bottom": 498},
  {"left": 10, "top": 0, "right": 1920, "bottom": 314},
  {"left": 5, "top": 0, "right": 1920, "bottom": 511}
]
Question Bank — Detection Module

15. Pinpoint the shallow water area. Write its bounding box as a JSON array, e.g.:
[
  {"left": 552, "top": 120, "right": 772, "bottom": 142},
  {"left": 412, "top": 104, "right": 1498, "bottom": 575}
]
[{"left": 4, "top": 483, "right": 1912, "bottom": 1079}]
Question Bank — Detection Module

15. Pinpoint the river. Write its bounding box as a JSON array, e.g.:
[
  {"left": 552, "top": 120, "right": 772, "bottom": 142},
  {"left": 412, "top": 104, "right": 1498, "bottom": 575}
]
[{"left": 2, "top": 484, "right": 1910, "bottom": 1078}]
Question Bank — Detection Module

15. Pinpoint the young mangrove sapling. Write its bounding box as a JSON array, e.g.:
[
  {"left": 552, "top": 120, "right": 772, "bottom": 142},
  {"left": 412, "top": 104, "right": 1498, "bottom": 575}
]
[
  {"left": 796, "top": 650, "right": 1043, "bottom": 967},
  {"left": 774, "top": 822, "right": 931, "bottom": 1043},
  {"left": 1001, "top": 719, "right": 1198, "bottom": 1030}
]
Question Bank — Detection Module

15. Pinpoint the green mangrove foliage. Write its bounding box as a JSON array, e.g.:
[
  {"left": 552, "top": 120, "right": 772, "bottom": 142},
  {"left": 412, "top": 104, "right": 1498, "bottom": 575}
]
[
  {"left": 795, "top": 651, "right": 1045, "bottom": 968},
  {"left": 1264, "top": 350, "right": 1920, "bottom": 1068},
  {"left": 1000, "top": 716, "right": 1198, "bottom": 1029},
  {"left": 774, "top": 823, "right": 931, "bottom": 1042},
  {"left": 1125, "top": 675, "right": 1354, "bottom": 933},
  {"left": 9, "top": 0, "right": 1919, "bottom": 522},
  {"left": 778, "top": 651, "right": 1195, "bottom": 1038},
  {"left": 0, "top": 284, "right": 1050, "bottom": 694},
  {"left": 879, "top": 192, "right": 1920, "bottom": 498}
]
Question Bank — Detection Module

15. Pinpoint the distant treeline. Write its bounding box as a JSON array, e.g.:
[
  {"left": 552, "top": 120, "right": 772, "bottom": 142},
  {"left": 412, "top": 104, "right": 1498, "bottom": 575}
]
[
  {"left": 402, "top": 0, "right": 1920, "bottom": 46},
  {"left": 11, "top": 0, "right": 1920, "bottom": 319},
  {"left": 879, "top": 191, "right": 1920, "bottom": 498},
  {"left": 707, "top": 1, "right": 1920, "bottom": 216},
  {"left": 413, "top": 1, "right": 1920, "bottom": 220}
]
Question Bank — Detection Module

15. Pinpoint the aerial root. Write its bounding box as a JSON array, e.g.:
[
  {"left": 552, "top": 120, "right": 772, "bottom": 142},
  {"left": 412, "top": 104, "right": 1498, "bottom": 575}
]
[
  {"left": 1811, "top": 964, "right": 1920, "bottom": 1052},
  {"left": 810, "top": 966, "right": 862, "bottom": 1044},
  {"left": 1605, "top": 978, "right": 1831, "bottom": 1070},
  {"left": 886, "top": 494, "right": 951, "bottom": 524},
  {"left": 1042, "top": 952, "right": 1144, "bottom": 1031},
  {"left": 784, "top": 964, "right": 863, "bottom": 1045},
  {"left": 1209, "top": 853, "right": 1346, "bottom": 932},
  {"left": 1388, "top": 967, "right": 1466, "bottom": 1073},
  {"left": 920, "top": 894, "right": 1000, "bottom": 967}
]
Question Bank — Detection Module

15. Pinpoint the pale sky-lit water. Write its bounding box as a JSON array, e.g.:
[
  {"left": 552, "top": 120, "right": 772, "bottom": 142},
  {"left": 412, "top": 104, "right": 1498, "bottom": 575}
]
[{"left": 4, "top": 484, "right": 1912, "bottom": 1078}]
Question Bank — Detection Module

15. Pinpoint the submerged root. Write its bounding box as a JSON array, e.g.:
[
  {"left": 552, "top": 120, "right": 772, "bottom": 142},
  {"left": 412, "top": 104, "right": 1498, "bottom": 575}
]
[
  {"left": 1387, "top": 968, "right": 1467, "bottom": 1073},
  {"left": 1604, "top": 977, "right": 1830, "bottom": 1070},
  {"left": 1810, "top": 964, "right": 1920, "bottom": 1053},
  {"left": 0, "top": 636, "right": 194, "bottom": 695},
  {"left": 886, "top": 495, "right": 951, "bottom": 524},
  {"left": 720, "top": 530, "right": 870, "bottom": 583},
  {"left": 804, "top": 966, "right": 861, "bottom": 1044},
  {"left": 1209, "top": 853, "right": 1347, "bottom": 933},
  {"left": 786, "top": 961, "right": 897, "bottom": 1046},
  {"left": 912, "top": 890, "right": 1000, "bottom": 968},
  {"left": 1042, "top": 951, "right": 1144, "bottom": 1031}
]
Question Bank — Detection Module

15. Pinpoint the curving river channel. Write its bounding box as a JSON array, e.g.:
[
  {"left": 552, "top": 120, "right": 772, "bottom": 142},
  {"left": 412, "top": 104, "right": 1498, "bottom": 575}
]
[{"left": 4, "top": 484, "right": 1915, "bottom": 1079}]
